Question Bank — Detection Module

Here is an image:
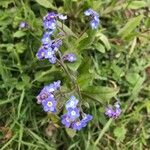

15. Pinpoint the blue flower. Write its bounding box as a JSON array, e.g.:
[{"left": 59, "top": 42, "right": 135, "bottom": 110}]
[
  {"left": 67, "top": 108, "right": 80, "bottom": 121},
  {"left": 43, "top": 20, "right": 56, "bottom": 30},
  {"left": 72, "top": 121, "right": 84, "bottom": 131},
  {"left": 36, "top": 85, "right": 56, "bottom": 104},
  {"left": 44, "top": 12, "right": 57, "bottom": 20},
  {"left": 19, "top": 21, "right": 28, "bottom": 29},
  {"left": 41, "top": 32, "right": 52, "bottom": 45},
  {"left": 66, "top": 95, "right": 79, "bottom": 110},
  {"left": 51, "top": 40, "right": 62, "bottom": 52},
  {"left": 42, "top": 96, "right": 57, "bottom": 112},
  {"left": 105, "top": 102, "right": 121, "bottom": 119},
  {"left": 61, "top": 114, "right": 71, "bottom": 128},
  {"left": 82, "top": 114, "right": 93, "bottom": 123},
  {"left": 84, "top": 8, "right": 100, "bottom": 29},
  {"left": 53, "top": 80, "right": 61, "bottom": 89},
  {"left": 113, "top": 108, "right": 121, "bottom": 119},
  {"left": 44, "top": 49, "right": 54, "bottom": 59},
  {"left": 84, "top": 9, "right": 93, "bottom": 16},
  {"left": 36, "top": 81, "right": 61, "bottom": 104},
  {"left": 81, "top": 114, "right": 93, "bottom": 127},
  {"left": 36, "top": 90, "right": 51, "bottom": 104},
  {"left": 90, "top": 19, "right": 99, "bottom": 29},
  {"left": 49, "top": 56, "right": 56, "bottom": 64},
  {"left": 63, "top": 53, "right": 77, "bottom": 62},
  {"left": 43, "top": 12, "right": 57, "bottom": 30},
  {"left": 105, "top": 106, "right": 114, "bottom": 118},
  {"left": 44, "top": 80, "right": 61, "bottom": 93},
  {"left": 36, "top": 47, "right": 46, "bottom": 60}
]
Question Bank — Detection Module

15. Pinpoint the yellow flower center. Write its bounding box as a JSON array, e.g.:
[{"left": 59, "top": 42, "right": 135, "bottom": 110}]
[{"left": 41, "top": 52, "right": 45, "bottom": 57}]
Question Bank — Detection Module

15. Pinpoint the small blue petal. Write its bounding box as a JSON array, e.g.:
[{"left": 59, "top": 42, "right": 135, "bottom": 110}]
[
  {"left": 66, "top": 95, "right": 79, "bottom": 110},
  {"left": 84, "top": 9, "right": 93, "bottom": 16}
]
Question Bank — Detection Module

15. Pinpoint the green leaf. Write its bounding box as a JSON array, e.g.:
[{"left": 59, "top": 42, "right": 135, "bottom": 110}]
[
  {"left": 94, "top": 42, "right": 105, "bottom": 53},
  {"left": 131, "top": 74, "right": 145, "bottom": 98},
  {"left": 82, "top": 86, "right": 119, "bottom": 103},
  {"left": 0, "top": 0, "right": 13, "bottom": 8},
  {"left": 77, "top": 73, "right": 93, "bottom": 89},
  {"left": 127, "top": 1, "right": 147, "bottom": 9},
  {"left": 35, "top": 0, "right": 56, "bottom": 9},
  {"left": 15, "top": 43, "right": 26, "bottom": 53},
  {"left": 13, "top": 31, "right": 26, "bottom": 38},
  {"left": 114, "top": 126, "right": 127, "bottom": 142},
  {"left": 118, "top": 15, "right": 143, "bottom": 38},
  {"left": 126, "top": 72, "right": 141, "bottom": 85},
  {"left": 78, "top": 30, "right": 96, "bottom": 50},
  {"left": 57, "top": 21, "right": 77, "bottom": 37},
  {"left": 111, "top": 63, "right": 124, "bottom": 79},
  {"left": 96, "top": 33, "right": 111, "bottom": 50}
]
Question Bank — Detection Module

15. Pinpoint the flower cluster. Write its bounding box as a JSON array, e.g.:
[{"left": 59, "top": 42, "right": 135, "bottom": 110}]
[
  {"left": 61, "top": 96, "right": 93, "bottom": 131},
  {"left": 105, "top": 102, "right": 121, "bottom": 119},
  {"left": 36, "top": 12, "right": 77, "bottom": 64},
  {"left": 35, "top": 10, "right": 105, "bottom": 132},
  {"left": 84, "top": 8, "right": 100, "bottom": 29},
  {"left": 36, "top": 80, "right": 61, "bottom": 113}
]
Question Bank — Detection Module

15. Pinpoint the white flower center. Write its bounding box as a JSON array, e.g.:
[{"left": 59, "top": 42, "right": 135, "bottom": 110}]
[
  {"left": 46, "top": 38, "right": 49, "bottom": 42},
  {"left": 71, "top": 111, "right": 76, "bottom": 116},
  {"left": 41, "top": 52, "right": 45, "bottom": 57},
  {"left": 47, "top": 101, "right": 52, "bottom": 107}
]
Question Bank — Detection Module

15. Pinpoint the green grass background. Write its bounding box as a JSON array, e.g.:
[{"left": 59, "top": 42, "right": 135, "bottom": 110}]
[{"left": 0, "top": 0, "right": 150, "bottom": 149}]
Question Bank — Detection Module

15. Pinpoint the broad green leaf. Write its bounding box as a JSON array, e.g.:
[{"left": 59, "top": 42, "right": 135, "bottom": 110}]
[
  {"left": 114, "top": 126, "right": 127, "bottom": 142},
  {"left": 131, "top": 75, "right": 145, "bottom": 98},
  {"left": 96, "top": 33, "right": 111, "bottom": 50},
  {"left": 35, "top": 0, "right": 56, "bottom": 9},
  {"left": 77, "top": 73, "right": 93, "bottom": 89},
  {"left": 127, "top": 1, "right": 147, "bottom": 9},
  {"left": 118, "top": 15, "right": 143, "bottom": 38},
  {"left": 77, "top": 32, "right": 88, "bottom": 42},
  {"left": 13, "top": 31, "right": 26, "bottom": 38},
  {"left": 57, "top": 21, "right": 77, "bottom": 37},
  {"left": 73, "top": 32, "right": 88, "bottom": 49},
  {"left": 94, "top": 42, "right": 105, "bottom": 53},
  {"left": 33, "top": 66, "right": 57, "bottom": 82},
  {"left": 0, "top": 0, "right": 13, "bottom": 8},
  {"left": 126, "top": 72, "right": 141, "bottom": 85},
  {"left": 78, "top": 29, "right": 96, "bottom": 50},
  {"left": 82, "top": 86, "right": 119, "bottom": 103}
]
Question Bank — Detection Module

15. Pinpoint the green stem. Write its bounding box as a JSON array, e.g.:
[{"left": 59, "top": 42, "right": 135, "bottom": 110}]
[
  {"left": 57, "top": 51, "right": 83, "bottom": 101},
  {"left": 94, "top": 118, "right": 113, "bottom": 146},
  {"left": 56, "top": 58, "right": 74, "bottom": 87}
]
